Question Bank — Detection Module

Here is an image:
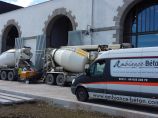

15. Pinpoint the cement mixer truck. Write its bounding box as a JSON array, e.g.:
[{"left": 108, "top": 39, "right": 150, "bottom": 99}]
[
  {"left": 43, "top": 47, "right": 89, "bottom": 86},
  {"left": 43, "top": 44, "right": 130, "bottom": 86},
  {"left": 0, "top": 48, "right": 34, "bottom": 81}
]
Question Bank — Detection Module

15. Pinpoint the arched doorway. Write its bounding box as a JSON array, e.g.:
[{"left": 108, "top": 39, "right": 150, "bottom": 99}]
[
  {"left": 123, "top": 0, "right": 158, "bottom": 47},
  {"left": 46, "top": 15, "right": 73, "bottom": 48},
  {"left": 2, "top": 25, "right": 19, "bottom": 52}
]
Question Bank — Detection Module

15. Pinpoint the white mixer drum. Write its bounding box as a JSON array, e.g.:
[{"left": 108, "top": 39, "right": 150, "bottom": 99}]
[
  {"left": 0, "top": 49, "right": 16, "bottom": 67},
  {"left": 51, "top": 48, "right": 89, "bottom": 73}
]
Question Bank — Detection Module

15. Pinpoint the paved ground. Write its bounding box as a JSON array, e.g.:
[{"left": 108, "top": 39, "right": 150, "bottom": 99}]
[
  {"left": 0, "top": 80, "right": 75, "bottom": 101},
  {"left": 0, "top": 80, "right": 157, "bottom": 118},
  {"left": 0, "top": 92, "right": 34, "bottom": 105}
]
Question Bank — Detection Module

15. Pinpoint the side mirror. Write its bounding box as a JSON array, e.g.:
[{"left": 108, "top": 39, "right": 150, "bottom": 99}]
[{"left": 85, "top": 68, "right": 90, "bottom": 76}]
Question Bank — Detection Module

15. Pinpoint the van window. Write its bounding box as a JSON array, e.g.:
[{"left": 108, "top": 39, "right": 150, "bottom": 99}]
[{"left": 90, "top": 60, "right": 106, "bottom": 77}]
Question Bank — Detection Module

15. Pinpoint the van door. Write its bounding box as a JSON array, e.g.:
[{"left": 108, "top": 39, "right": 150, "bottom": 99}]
[
  {"left": 140, "top": 49, "right": 158, "bottom": 106},
  {"left": 107, "top": 57, "right": 142, "bottom": 103},
  {"left": 87, "top": 59, "right": 107, "bottom": 99}
]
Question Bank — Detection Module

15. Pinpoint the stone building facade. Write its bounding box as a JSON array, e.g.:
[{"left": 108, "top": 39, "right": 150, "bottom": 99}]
[{"left": 0, "top": 0, "right": 157, "bottom": 52}]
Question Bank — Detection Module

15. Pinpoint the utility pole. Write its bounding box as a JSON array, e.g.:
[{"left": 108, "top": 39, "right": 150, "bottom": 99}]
[{"left": 91, "top": 0, "right": 94, "bottom": 45}]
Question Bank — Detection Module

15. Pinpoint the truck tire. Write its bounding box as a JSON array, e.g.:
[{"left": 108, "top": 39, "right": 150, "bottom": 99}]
[
  {"left": 56, "top": 74, "right": 65, "bottom": 86},
  {"left": 1, "top": 71, "right": 7, "bottom": 80},
  {"left": 76, "top": 87, "right": 89, "bottom": 102},
  {"left": 8, "top": 71, "right": 14, "bottom": 81},
  {"left": 45, "top": 74, "right": 55, "bottom": 85}
]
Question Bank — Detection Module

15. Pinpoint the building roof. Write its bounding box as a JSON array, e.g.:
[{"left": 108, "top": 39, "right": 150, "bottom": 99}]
[{"left": 0, "top": 1, "right": 22, "bottom": 14}]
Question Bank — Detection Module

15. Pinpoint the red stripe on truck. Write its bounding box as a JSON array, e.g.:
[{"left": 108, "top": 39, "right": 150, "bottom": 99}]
[{"left": 84, "top": 82, "right": 158, "bottom": 86}]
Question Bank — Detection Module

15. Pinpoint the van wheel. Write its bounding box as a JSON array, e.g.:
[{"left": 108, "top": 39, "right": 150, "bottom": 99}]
[
  {"left": 76, "top": 87, "right": 88, "bottom": 102},
  {"left": 56, "top": 74, "right": 65, "bottom": 86},
  {"left": 1, "top": 71, "right": 7, "bottom": 80},
  {"left": 8, "top": 71, "right": 14, "bottom": 81},
  {"left": 45, "top": 74, "right": 55, "bottom": 85}
]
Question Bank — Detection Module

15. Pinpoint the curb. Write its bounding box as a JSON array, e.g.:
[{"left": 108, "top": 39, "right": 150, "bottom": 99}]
[{"left": 0, "top": 89, "right": 157, "bottom": 118}]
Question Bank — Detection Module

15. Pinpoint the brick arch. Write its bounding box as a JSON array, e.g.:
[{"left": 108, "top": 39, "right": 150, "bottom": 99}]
[
  {"left": 1, "top": 19, "right": 22, "bottom": 37},
  {"left": 113, "top": 0, "right": 144, "bottom": 43},
  {"left": 42, "top": 8, "right": 78, "bottom": 34},
  {"left": 1, "top": 19, "right": 22, "bottom": 52}
]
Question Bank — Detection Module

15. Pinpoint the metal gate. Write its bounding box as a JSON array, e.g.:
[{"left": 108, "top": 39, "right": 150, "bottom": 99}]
[
  {"left": 35, "top": 35, "right": 46, "bottom": 70},
  {"left": 15, "top": 35, "right": 46, "bottom": 70}
]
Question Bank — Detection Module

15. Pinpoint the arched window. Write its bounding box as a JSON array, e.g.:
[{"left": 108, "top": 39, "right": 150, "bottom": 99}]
[
  {"left": 123, "top": 1, "right": 158, "bottom": 47},
  {"left": 2, "top": 25, "right": 19, "bottom": 52},
  {"left": 46, "top": 15, "right": 73, "bottom": 48}
]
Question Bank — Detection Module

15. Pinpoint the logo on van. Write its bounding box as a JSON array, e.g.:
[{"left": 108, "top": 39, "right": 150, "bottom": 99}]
[
  {"left": 113, "top": 59, "right": 158, "bottom": 68},
  {"left": 113, "top": 60, "right": 144, "bottom": 68}
]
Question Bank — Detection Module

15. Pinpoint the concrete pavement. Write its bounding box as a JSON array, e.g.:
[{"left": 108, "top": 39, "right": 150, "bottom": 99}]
[
  {"left": 0, "top": 80, "right": 157, "bottom": 118},
  {"left": 0, "top": 92, "right": 34, "bottom": 105},
  {"left": 0, "top": 80, "right": 74, "bottom": 100}
]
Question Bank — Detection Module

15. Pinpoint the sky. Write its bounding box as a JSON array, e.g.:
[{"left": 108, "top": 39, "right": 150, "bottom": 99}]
[{"left": 1, "top": 0, "right": 49, "bottom": 7}]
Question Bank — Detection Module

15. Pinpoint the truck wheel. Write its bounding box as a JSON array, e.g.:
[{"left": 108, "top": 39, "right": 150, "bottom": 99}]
[
  {"left": 76, "top": 87, "right": 89, "bottom": 102},
  {"left": 56, "top": 74, "right": 65, "bottom": 86},
  {"left": 1, "top": 71, "right": 7, "bottom": 80},
  {"left": 45, "top": 74, "right": 55, "bottom": 85},
  {"left": 8, "top": 71, "right": 14, "bottom": 81}
]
